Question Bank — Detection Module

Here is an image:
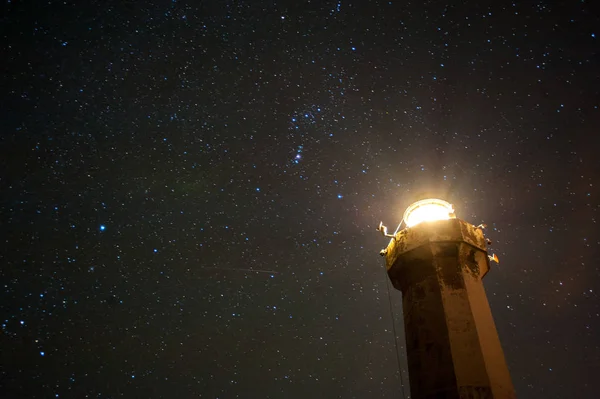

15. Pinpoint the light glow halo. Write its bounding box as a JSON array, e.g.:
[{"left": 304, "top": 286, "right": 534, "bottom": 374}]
[{"left": 402, "top": 198, "right": 455, "bottom": 228}]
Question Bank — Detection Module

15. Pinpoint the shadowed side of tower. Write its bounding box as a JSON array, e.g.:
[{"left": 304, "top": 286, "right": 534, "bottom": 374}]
[{"left": 385, "top": 218, "right": 515, "bottom": 399}]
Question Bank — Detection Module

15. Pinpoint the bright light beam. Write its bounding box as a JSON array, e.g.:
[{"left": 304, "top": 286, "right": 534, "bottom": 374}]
[{"left": 403, "top": 198, "right": 455, "bottom": 227}]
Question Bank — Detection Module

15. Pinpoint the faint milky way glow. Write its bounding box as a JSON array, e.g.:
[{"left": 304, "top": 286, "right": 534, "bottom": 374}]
[{"left": 3, "top": 2, "right": 599, "bottom": 398}]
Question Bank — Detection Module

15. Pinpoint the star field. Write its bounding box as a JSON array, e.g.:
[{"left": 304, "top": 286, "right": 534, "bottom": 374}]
[{"left": 1, "top": 1, "right": 599, "bottom": 398}]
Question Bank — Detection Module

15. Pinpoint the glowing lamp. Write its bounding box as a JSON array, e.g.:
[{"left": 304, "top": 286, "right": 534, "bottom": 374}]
[{"left": 402, "top": 198, "right": 455, "bottom": 228}]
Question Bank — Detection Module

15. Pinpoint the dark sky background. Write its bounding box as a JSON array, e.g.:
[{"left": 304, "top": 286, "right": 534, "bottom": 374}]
[{"left": 1, "top": 1, "right": 599, "bottom": 398}]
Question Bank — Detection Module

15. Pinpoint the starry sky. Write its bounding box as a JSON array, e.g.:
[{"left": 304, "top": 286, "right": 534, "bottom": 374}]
[{"left": 1, "top": 1, "right": 599, "bottom": 398}]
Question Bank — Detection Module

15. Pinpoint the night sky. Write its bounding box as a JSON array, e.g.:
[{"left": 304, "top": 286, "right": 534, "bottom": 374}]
[{"left": 2, "top": 1, "right": 599, "bottom": 398}]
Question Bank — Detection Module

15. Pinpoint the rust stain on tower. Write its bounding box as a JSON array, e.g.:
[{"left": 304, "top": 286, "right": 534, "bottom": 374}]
[{"left": 384, "top": 217, "right": 516, "bottom": 399}]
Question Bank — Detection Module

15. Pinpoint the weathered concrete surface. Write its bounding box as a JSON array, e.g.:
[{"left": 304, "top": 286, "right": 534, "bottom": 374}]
[{"left": 385, "top": 219, "right": 515, "bottom": 399}]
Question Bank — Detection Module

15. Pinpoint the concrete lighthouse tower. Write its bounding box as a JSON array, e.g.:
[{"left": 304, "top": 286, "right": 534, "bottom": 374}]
[{"left": 379, "top": 199, "right": 515, "bottom": 399}]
